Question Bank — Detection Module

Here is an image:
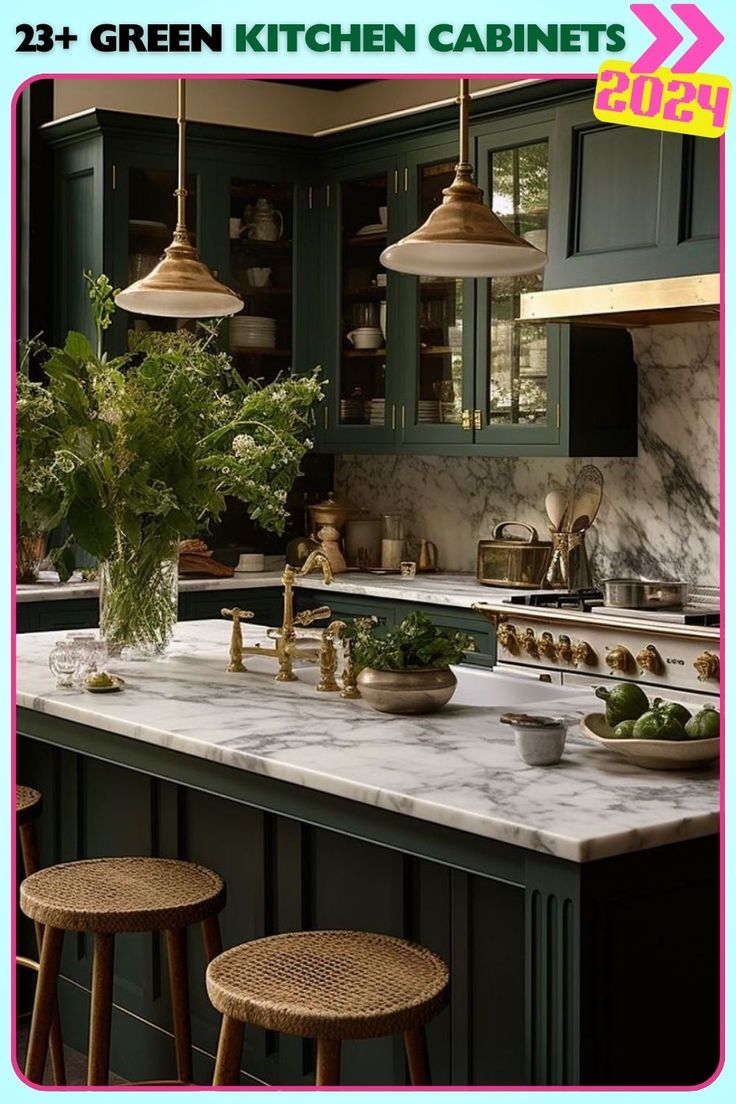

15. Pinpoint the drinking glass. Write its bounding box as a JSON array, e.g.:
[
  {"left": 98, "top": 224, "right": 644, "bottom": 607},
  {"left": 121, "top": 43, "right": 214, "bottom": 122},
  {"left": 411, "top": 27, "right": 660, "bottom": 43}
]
[{"left": 48, "top": 641, "right": 78, "bottom": 688}]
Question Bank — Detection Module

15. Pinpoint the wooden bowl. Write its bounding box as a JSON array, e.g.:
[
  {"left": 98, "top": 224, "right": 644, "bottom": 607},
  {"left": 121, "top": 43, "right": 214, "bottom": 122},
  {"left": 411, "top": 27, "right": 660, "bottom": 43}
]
[{"left": 580, "top": 713, "right": 719, "bottom": 770}]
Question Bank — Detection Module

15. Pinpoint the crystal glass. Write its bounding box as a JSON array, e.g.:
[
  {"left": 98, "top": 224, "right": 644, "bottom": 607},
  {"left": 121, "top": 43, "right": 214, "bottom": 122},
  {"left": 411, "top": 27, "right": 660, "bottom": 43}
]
[
  {"left": 48, "top": 641, "right": 78, "bottom": 688},
  {"left": 66, "top": 633, "right": 108, "bottom": 687}
]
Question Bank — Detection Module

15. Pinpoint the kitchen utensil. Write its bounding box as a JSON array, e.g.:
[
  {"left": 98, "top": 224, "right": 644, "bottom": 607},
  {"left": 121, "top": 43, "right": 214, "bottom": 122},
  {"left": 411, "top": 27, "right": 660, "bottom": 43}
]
[
  {"left": 308, "top": 493, "right": 350, "bottom": 533},
  {"left": 545, "top": 490, "right": 567, "bottom": 531},
  {"left": 500, "top": 713, "right": 568, "bottom": 766},
  {"left": 344, "top": 513, "right": 381, "bottom": 569},
  {"left": 235, "top": 553, "right": 265, "bottom": 573},
  {"left": 244, "top": 198, "right": 283, "bottom": 242},
  {"left": 602, "top": 579, "right": 689, "bottom": 609},
  {"left": 580, "top": 713, "right": 719, "bottom": 770},
  {"left": 346, "top": 327, "right": 383, "bottom": 350},
  {"left": 416, "top": 540, "right": 438, "bottom": 573},
  {"left": 244, "top": 267, "right": 271, "bottom": 287},
  {"left": 316, "top": 525, "right": 347, "bottom": 574},
  {"left": 476, "top": 523, "right": 553, "bottom": 588},
  {"left": 569, "top": 465, "right": 604, "bottom": 531}
]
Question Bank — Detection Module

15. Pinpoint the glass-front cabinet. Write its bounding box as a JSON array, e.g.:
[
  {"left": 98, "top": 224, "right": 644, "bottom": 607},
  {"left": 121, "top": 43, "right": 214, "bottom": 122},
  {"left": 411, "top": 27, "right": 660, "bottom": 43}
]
[
  {"left": 474, "top": 122, "right": 562, "bottom": 446},
  {"left": 397, "top": 140, "right": 474, "bottom": 447},
  {"left": 225, "top": 173, "right": 294, "bottom": 384},
  {"left": 319, "top": 153, "right": 399, "bottom": 449}
]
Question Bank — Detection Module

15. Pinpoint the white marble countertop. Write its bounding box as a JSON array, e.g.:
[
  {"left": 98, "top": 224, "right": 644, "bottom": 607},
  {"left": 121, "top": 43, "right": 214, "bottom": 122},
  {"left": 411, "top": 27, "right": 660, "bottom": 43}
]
[
  {"left": 16, "top": 621, "right": 719, "bottom": 863},
  {"left": 16, "top": 569, "right": 285, "bottom": 602}
]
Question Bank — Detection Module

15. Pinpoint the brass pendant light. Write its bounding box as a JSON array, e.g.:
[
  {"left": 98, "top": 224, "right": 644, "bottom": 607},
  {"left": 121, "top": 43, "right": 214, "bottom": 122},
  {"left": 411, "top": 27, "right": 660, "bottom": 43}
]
[
  {"left": 380, "top": 80, "right": 548, "bottom": 278},
  {"left": 115, "top": 80, "right": 243, "bottom": 318}
]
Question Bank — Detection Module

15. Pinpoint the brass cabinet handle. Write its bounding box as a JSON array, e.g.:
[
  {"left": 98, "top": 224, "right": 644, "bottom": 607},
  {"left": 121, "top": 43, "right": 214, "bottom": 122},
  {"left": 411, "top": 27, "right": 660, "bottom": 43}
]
[
  {"left": 404, "top": 167, "right": 409, "bottom": 192},
  {"left": 325, "top": 184, "right": 330, "bottom": 208},
  {"left": 323, "top": 407, "right": 329, "bottom": 431},
  {"left": 462, "top": 409, "right": 472, "bottom": 431},
  {"left": 394, "top": 169, "right": 399, "bottom": 194},
  {"left": 401, "top": 404, "right": 406, "bottom": 429},
  {"left": 473, "top": 409, "right": 483, "bottom": 430},
  {"left": 391, "top": 405, "right": 396, "bottom": 431}
]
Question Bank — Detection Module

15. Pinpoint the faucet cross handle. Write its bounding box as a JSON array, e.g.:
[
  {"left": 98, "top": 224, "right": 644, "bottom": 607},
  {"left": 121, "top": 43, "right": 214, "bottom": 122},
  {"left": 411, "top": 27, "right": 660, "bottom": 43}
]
[
  {"left": 221, "top": 607, "right": 255, "bottom": 673},
  {"left": 294, "top": 605, "right": 332, "bottom": 627}
]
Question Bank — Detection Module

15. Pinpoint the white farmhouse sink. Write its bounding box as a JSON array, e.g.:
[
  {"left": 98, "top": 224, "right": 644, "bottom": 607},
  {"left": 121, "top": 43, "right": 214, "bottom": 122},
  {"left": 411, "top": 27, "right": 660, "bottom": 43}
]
[{"left": 297, "top": 662, "right": 589, "bottom": 709}]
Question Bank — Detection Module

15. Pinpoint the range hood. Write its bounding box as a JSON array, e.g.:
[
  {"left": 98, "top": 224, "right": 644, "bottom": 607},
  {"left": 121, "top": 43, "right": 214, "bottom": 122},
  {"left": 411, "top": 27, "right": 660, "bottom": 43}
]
[{"left": 520, "top": 274, "right": 719, "bottom": 328}]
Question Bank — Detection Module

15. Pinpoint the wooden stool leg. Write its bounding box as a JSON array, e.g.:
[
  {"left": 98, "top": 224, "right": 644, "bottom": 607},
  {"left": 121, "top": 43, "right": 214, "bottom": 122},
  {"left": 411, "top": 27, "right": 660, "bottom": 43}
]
[
  {"left": 25, "top": 925, "right": 64, "bottom": 1085},
  {"left": 201, "top": 914, "right": 222, "bottom": 964},
  {"left": 212, "top": 1015, "right": 244, "bottom": 1086},
  {"left": 18, "top": 820, "right": 67, "bottom": 1086},
  {"left": 165, "top": 928, "right": 193, "bottom": 1084},
  {"left": 404, "top": 1027, "right": 430, "bottom": 1086},
  {"left": 316, "top": 1039, "right": 341, "bottom": 1086},
  {"left": 87, "top": 933, "right": 115, "bottom": 1085}
]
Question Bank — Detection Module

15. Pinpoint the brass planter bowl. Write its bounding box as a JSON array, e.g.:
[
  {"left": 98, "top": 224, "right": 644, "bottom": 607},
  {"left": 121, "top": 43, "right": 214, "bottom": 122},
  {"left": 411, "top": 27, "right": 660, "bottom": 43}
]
[{"left": 357, "top": 667, "right": 457, "bottom": 715}]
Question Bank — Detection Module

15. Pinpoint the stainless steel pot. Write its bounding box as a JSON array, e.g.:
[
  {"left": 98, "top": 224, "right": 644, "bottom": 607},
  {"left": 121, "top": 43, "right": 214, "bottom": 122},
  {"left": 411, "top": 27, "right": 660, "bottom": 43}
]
[{"left": 602, "top": 578, "right": 689, "bottom": 609}]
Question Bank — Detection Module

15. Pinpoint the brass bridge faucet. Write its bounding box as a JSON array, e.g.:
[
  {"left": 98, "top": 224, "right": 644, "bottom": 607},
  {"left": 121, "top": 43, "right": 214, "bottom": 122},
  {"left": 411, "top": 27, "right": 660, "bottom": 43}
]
[{"left": 222, "top": 549, "right": 335, "bottom": 683}]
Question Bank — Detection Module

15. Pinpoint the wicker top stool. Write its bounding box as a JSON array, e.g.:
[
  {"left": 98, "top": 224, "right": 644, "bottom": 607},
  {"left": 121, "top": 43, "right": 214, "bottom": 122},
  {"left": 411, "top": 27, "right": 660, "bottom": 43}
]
[
  {"left": 22, "top": 856, "right": 226, "bottom": 1087},
  {"left": 206, "top": 930, "right": 449, "bottom": 1086},
  {"left": 16, "top": 784, "right": 42, "bottom": 825},
  {"left": 21, "top": 857, "right": 225, "bottom": 934}
]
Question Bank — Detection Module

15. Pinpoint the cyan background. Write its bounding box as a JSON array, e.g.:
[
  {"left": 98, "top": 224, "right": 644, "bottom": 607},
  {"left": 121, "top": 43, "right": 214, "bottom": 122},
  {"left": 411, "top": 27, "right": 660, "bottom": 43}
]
[{"left": 2, "top": 2, "right": 733, "bottom": 1099}]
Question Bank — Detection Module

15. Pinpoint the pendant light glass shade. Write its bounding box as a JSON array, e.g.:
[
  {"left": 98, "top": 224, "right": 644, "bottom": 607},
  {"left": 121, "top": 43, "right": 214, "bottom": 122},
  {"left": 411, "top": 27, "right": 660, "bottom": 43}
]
[
  {"left": 381, "top": 83, "right": 548, "bottom": 279},
  {"left": 115, "top": 81, "right": 242, "bottom": 319}
]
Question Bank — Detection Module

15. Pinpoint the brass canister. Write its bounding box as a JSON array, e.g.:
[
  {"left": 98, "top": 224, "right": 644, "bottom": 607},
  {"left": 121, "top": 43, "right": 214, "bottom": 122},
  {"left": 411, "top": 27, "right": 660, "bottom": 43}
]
[{"left": 476, "top": 522, "right": 552, "bottom": 588}]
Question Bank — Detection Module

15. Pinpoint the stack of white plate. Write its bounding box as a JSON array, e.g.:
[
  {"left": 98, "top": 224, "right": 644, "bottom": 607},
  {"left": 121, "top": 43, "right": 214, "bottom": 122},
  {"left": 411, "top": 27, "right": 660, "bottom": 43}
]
[
  {"left": 417, "top": 400, "right": 440, "bottom": 423},
  {"left": 231, "top": 315, "right": 276, "bottom": 350},
  {"left": 369, "top": 398, "right": 385, "bottom": 425}
]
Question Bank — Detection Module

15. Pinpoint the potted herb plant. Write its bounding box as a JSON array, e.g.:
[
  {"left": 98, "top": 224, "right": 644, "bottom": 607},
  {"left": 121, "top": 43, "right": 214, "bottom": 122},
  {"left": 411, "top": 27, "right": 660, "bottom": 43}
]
[
  {"left": 19, "top": 273, "right": 323, "bottom": 656},
  {"left": 350, "top": 611, "right": 476, "bottom": 714}
]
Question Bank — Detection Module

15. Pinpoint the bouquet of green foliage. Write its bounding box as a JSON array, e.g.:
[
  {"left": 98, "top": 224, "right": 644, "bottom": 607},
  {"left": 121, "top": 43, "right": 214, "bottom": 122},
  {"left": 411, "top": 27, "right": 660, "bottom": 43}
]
[
  {"left": 17, "top": 273, "right": 323, "bottom": 651},
  {"left": 349, "top": 611, "right": 476, "bottom": 672}
]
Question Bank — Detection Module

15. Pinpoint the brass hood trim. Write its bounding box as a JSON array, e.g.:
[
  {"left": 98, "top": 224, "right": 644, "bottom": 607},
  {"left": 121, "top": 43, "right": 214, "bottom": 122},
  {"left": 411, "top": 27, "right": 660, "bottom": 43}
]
[{"left": 520, "top": 273, "right": 719, "bottom": 328}]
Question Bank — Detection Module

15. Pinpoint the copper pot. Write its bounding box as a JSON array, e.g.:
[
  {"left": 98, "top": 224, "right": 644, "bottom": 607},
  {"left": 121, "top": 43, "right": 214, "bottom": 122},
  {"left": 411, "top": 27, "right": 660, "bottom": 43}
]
[{"left": 17, "top": 534, "right": 47, "bottom": 584}]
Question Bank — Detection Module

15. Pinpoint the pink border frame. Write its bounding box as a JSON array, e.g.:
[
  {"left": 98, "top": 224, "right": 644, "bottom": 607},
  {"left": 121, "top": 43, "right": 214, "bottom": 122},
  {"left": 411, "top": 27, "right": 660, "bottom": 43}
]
[{"left": 9, "top": 71, "right": 726, "bottom": 1093}]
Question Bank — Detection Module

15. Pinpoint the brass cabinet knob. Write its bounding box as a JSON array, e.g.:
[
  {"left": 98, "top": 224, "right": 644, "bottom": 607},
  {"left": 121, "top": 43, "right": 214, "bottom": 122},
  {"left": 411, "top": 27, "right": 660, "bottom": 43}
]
[
  {"left": 497, "top": 623, "right": 519, "bottom": 654},
  {"left": 538, "top": 631, "right": 556, "bottom": 659},
  {"left": 636, "top": 644, "right": 663, "bottom": 675},
  {"left": 520, "top": 628, "right": 538, "bottom": 657},
  {"left": 605, "top": 645, "right": 635, "bottom": 673},
  {"left": 694, "top": 651, "right": 720, "bottom": 682},
  {"left": 571, "top": 640, "right": 596, "bottom": 667},
  {"left": 555, "top": 634, "right": 572, "bottom": 663}
]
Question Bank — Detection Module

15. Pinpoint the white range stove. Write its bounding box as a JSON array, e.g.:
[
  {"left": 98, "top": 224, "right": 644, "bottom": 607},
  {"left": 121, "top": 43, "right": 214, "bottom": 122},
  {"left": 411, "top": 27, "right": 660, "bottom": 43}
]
[{"left": 474, "top": 588, "right": 721, "bottom": 703}]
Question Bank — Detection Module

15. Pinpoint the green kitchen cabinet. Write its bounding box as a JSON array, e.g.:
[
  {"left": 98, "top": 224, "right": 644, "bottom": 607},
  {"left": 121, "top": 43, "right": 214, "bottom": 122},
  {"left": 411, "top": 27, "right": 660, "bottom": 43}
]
[
  {"left": 315, "top": 149, "right": 401, "bottom": 451},
  {"left": 294, "top": 589, "right": 496, "bottom": 667},
  {"left": 42, "top": 110, "right": 313, "bottom": 375},
  {"left": 543, "top": 99, "right": 719, "bottom": 289}
]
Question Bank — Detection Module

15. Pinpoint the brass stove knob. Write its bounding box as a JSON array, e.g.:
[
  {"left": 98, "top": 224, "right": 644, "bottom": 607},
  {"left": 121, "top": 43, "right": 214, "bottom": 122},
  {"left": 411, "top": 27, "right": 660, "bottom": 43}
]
[
  {"left": 605, "top": 645, "right": 635, "bottom": 674},
  {"left": 497, "top": 623, "right": 519, "bottom": 654},
  {"left": 520, "top": 628, "right": 538, "bottom": 658},
  {"left": 694, "top": 651, "right": 720, "bottom": 682},
  {"left": 555, "top": 634, "right": 572, "bottom": 663},
  {"left": 538, "top": 631, "right": 556, "bottom": 659},
  {"left": 571, "top": 640, "right": 596, "bottom": 667},
  {"left": 636, "top": 644, "right": 663, "bottom": 676}
]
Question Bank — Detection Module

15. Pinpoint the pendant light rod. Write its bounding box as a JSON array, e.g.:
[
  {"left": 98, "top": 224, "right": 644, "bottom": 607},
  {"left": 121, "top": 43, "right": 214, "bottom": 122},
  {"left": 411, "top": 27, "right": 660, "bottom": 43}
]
[
  {"left": 114, "top": 77, "right": 242, "bottom": 317},
  {"left": 176, "top": 79, "right": 187, "bottom": 234},
  {"left": 457, "top": 79, "right": 470, "bottom": 166}
]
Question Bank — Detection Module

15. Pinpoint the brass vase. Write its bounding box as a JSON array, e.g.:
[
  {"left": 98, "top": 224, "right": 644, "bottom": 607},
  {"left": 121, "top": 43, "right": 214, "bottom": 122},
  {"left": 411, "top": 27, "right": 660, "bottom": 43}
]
[{"left": 356, "top": 666, "right": 457, "bottom": 715}]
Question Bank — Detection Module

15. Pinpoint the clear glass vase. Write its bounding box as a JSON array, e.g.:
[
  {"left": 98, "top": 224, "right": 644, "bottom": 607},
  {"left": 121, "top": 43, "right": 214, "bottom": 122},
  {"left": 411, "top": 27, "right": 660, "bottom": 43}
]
[{"left": 99, "top": 541, "right": 178, "bottom": 658}]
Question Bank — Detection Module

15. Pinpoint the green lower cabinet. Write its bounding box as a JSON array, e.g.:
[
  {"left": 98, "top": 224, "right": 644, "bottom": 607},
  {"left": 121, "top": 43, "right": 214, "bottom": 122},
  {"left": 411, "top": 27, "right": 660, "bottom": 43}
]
[
  {"left": 17, "top": 598, "right": 100, "bottom": 635},
  {"left": 294, "top": 591, "right": 495, "bottom": 667},
  {"left": 17, "top": 721, "right": 718, "bottom": 1087}
]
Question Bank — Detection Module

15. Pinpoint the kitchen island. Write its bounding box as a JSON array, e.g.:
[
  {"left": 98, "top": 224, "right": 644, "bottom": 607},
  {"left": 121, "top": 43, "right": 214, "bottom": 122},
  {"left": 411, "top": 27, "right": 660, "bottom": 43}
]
[{"left": 16, "top": 622, "right": 719, "bottom": 1087}]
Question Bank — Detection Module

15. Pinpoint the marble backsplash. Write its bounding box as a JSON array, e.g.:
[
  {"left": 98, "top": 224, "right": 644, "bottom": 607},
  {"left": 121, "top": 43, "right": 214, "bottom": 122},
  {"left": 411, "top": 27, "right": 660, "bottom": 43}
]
[{"left": 336, "top": 323, "right": 720, "bottom": 587}]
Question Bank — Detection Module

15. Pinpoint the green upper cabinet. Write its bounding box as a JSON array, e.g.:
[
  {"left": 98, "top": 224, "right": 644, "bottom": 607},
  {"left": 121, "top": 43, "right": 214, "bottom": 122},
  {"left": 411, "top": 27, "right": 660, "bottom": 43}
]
[
  {"left": 42, "top": 89, "right": 717, "bottom": 461},
  {"left": 316, "top": 149, "right": 400, "bottom": 450},
  {"left": 544, "top": 99, "right": 719, "bottom": 288}
]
